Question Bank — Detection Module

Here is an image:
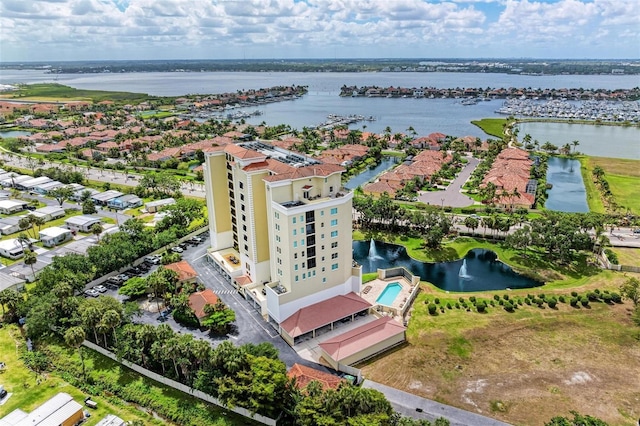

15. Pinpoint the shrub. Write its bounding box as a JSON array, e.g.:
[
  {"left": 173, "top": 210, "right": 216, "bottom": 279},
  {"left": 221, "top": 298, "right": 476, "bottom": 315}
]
[
  {"left": 447, "top": 303, "right": 452, "bottom": 309},
  {"left": 594, "top": 289, "right": 601, "bottom": 294},
  {"left": 434, "top": 298, "right": 440, "bottom": 304},
  {"left": 498, "top": 299, "right": 504, "bottom": 306},
  {"left": 527, "top": 294, "right": 533, "bottom": 300},
  {"left": 517, "top": 298, "right": 523, "bottom": 306},
  {"left": 504, "top": 302, "right": 514, "bottom": 312},
  {"left": 525, "top": 298, "right": 532, "bottom": 305},
  {"left": 490, "top": 300, "right": 496, "bottom": 307},
  {"left": 539, "top": 293, "right": 546, "bottom": 300},
  {"left": 459, "top": 297, "right": 465, "bottom": 303},
  {"left": 428, "top": 303, "right": 438, "bottom": 315},
  {"left": 424, "top": 299, "right": 430, "bottom": 305},
  {"left": 548, "top": 299, "right": 557, "bottom": 309},
  {"left": 461, "top": 302, "right": 468, "bottom": 309},
  {"left": 610, "top": 292, "right": 622, "bottom": 303},
  {"left": 601, "top": 293, "right": 612, "bottom": 303},
  {"left": 559, "top": 295, "right": 566, "bottom": 303},
  {"left": 455, "top": 302, "right": 460, "bottom": 309},
  {"left": 587, "top": 291, "right": 599, "bottom": 301},
  {"left": 570, "top": 297, "right": 579, "bottom": 307},
  {"left": 469, "top": 296, "right": 476, "bottom": 303},
  {"left": 580, "top": 297, "right": 589, "bottom": 307},
  {"left": 503, "top": 294, "right": 510, "bottom": 301},
  {"left": 476, "top": 301, "right": 487, "bottom": 313},
  {"left": 571, "top": 291, "right": 578, "bottom": 297},
  {"left": 535, "top": 298, "right": 544, "bottom": 307},
  {"left": 604, "top": 248, "right": 619, "bottom": 264},
  {"left": 493, "top": 294, "right": 500, "bottom": 301}
]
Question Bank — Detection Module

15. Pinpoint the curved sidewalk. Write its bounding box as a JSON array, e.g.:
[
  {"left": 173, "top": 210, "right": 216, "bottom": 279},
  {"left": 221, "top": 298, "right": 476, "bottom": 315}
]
[
  {"left": 363, "top": 380, "right": 511, "bottom": 426},
  {"left": 418, "top": 156, "right": 480, "bottom": 208}
]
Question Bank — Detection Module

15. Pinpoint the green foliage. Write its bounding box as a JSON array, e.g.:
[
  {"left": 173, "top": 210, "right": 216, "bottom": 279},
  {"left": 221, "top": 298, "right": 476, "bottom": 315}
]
[
  {"left": 119, "top": 277, "right": 148, "bottom": 298},
  {"left": 202, "top": 300, "right": 236, "bottom": 333},
  {"left": 428, "top": 303, "right": 438, "bottom": 315},
  {"left": 620, "top": 277, "right": 640, "bottom": 306},
  {"left": 580, "top": 297, "right": 589, "bottom": 307},
  {"left": 545, "top": 410, "right": 609, "bottom": 426}
]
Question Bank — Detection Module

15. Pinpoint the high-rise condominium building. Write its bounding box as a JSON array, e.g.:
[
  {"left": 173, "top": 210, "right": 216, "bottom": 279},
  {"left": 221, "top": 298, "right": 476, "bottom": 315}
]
[{"left": 204, "top": 141, "right": 362, "bottom": 330}]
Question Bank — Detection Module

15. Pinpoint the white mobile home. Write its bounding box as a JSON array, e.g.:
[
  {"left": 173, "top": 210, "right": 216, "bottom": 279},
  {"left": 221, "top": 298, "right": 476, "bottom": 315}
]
[
  {"left": 70, "top": 187, "right": 99, "bottom": 202},
  {"left": 0, "top": 199, "right": 28, "bottom": 214},
  {"left": 0, "top": 217, "right": 21, "bottom": 235},
  {"left": 33, "top": 180, "right": 63, "bottom": 195},
  {"left": 64, "top": 215, "right": 102, "bottom": 232},
  {"left": 0, "top": 238, "right": 25, "bottom": 259},
  {"left": 145, "top": 197, "right": 175, "bottom": 213},
  {"left": 39, "top": 226, "right": 73, "bottom": 247},
  {"left": 91, "top": 190, "right": 123, "bottom": 206},
  {"left": 1, "top": 174, "right": 30, "bottom": 187},
  {"left": 32, "top": 205, "right": 66, "bottom": 222},
  {"left": 0, "top": 270, "right": 26, "bottom": 292},
  {"left": 16, "top": 176, "right": 52, "bottom": 190}
]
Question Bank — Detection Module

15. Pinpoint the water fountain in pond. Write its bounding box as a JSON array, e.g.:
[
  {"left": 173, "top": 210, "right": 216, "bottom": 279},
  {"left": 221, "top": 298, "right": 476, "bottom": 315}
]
[
  {"left": 368, "top": 239, "right": 382, "bottom": 260},
  {"left": 459, "top": 259, "right": 472, "bottom": 279}
]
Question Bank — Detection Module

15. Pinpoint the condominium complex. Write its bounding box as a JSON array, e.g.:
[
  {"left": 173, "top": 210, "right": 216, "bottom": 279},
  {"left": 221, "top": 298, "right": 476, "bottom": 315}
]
[{"left": 204, "top": 141, "right": 362, "bottom": 331}]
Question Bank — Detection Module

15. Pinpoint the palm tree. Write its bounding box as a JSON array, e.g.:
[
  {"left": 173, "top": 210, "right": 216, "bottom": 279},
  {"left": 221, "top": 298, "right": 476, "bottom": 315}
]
[
  {"left": 23, "top": 249, "right": 37, "bottom": 279},
  {"left": 102, "top": 309, "right": 121, "bottom": 347},
  {"left": 572, "top": 140, "right": 580, "bottom": 154},
  {"left": 64, "top": 326, "right": 87, "bottom": 379}
]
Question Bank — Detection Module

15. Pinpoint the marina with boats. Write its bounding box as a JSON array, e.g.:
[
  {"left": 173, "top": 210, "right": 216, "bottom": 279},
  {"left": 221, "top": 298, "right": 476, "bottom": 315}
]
[{"left": 495, "top": 99, "right": 640, "bottom": 123}]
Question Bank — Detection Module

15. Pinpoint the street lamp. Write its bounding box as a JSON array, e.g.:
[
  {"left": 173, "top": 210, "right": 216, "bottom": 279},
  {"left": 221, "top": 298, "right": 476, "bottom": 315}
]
[{"left": 441, "top": 198, "right": 445, "bottom": 210}]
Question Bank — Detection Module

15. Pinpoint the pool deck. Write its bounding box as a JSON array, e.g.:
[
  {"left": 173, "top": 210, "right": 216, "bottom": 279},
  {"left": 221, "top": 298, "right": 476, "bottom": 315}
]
[{"left": 360, "top": 276, "right": 415, "bottom": 318}]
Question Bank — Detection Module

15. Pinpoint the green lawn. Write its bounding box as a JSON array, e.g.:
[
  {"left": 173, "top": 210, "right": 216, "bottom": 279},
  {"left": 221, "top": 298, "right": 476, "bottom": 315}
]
[
  {"left": 4, "top": 83, "right": 154, "bottom": 103},
  {"left": 610, "top": 247, "right": 640, "bottom": 267},
  {"left": 579, "top": 157, "right": 606, "bottom": 213},
  {"left": 470, "top": 118, "right": 509, "bottom": 138},
  {"left": 606, "top": 173, "right": 640, "bottom": 215}
]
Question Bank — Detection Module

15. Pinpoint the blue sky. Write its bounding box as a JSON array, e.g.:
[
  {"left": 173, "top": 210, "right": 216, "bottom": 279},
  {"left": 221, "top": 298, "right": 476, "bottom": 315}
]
[{"left": 0, "top": 0, "right": 638, "bottom": 62}]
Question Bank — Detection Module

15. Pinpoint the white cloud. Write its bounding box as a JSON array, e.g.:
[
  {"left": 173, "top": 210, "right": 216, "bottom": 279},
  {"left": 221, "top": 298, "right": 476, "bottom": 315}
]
[{"left": 0, "top": 0, "right": 638, "bottom": 61}]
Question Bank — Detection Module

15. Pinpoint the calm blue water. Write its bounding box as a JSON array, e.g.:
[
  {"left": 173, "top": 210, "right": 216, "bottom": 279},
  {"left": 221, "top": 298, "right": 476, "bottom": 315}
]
[
  {"left": 0, "top": 130, "right": 32, "bottom": 138},
  {"left": 2, "top": 70, "right": 638, "bottom": 154},
  {"left": 518, "top": 122, "right": 640, "bottom": 160},
  {"left": 344, "top": 156, "right": 399, "bottom": 190},
  {"left": 354, "top": 241, "right": 541, "bottom": 292},
  {"left": 375, "top": 282, "right": 403, "bottom": 306},
  {"left": 545, "top": 157, "right": 589, "bottom": 213}
]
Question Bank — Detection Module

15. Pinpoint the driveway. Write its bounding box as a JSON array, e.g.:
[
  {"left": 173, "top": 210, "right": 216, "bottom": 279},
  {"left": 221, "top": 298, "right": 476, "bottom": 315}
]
[{"left": 418, "top": 157, "right": 480, "bottom": 208}]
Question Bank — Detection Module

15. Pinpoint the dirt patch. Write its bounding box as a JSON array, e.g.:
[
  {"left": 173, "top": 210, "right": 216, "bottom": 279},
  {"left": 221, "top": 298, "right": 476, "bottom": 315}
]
[{"left": 361, "top": 300, "right": 640, "bottom": 425}]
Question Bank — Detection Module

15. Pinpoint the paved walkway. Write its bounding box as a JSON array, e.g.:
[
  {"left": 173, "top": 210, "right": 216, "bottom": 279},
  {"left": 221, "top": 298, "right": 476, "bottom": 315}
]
[
  {"left": 418, "top": 157, "right": 480, "bottom": 208},
  {"left": 363, "top": 380, "right": 511, "bottom": 426}
]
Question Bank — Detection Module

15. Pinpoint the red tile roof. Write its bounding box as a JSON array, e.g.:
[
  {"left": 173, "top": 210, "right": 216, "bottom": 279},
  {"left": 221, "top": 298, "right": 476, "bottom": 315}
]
[
  {"left": 280, "top": 292, "right": 372, "bottom": 338},
  {"left": 188, "top": 289, "right": 219, "bottom": 319},
  {"left": 288, "top": 363, "right": 345, "bottom": 391},
  {"left": 164, "top": 260, "right": 198, "bottom": 282},
  {"left": 319, "top": 317, "right": 406, "bottom": 362}
]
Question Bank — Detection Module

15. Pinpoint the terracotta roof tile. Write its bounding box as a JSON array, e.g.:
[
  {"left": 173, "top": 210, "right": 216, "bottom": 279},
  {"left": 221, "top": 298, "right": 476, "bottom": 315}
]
[
  {"left": 164, "top": 260, "right": 198, "bottom": 282},
  {"left": 288, "top": 363, "right": 345, "bottom": 391},
  {"left": 188, "top": 289, "right": 219, "bottom": 319}
]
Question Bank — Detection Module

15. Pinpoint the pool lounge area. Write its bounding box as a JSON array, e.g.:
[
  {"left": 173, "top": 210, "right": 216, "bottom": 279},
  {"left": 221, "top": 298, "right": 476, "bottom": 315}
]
[{"left": 360, "top": 267, "right": 421, "bottom": 318}]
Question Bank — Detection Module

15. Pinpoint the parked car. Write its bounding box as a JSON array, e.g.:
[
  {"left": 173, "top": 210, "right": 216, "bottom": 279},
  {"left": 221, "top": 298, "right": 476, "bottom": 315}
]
[
  {"left": 94, "top": 285, "right": 107, "bottom": 293},
  {"left": 191, "top": 236, "right": 203, "bottom": 244},
  {"left": 84, "top": 289, "right": 99, "bottom": 298},
  {"left": 145, "top": 255, "right": 161, "bottom": 265},
  {"left": 171, "top": 246, "right": 184, "bottom": 253},
  {"left": 0, "top": 385, "right": 7, "bottom": 399},
  {"left": 106, "top": 277, "right": 122, "bottom": 285}
]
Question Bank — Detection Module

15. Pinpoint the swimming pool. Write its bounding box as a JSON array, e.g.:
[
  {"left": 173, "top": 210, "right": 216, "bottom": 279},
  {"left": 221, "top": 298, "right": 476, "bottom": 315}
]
[{"left": 376, "top": 282, "right": 402, "bottom": 306}]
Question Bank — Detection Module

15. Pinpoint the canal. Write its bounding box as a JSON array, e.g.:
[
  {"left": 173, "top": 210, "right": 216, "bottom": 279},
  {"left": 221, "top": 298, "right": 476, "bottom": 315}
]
[
  {"left": 545, "top": 157, "right": 589, "bottom": 213},
  {"left": 344, "top": 156, "right": 399, "bottom": 190}
]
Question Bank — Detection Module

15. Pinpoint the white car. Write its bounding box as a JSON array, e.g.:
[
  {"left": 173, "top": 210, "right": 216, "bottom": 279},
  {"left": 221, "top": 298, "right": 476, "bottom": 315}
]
[
  {"left": 94, "top": 285, "right": 107, "bottom": 293},
  {"left": 84, "top": 289, "right": 99, "bottom": 298},
  {"left": 171, "top": 246, "right": 184, "bottom": 253}
]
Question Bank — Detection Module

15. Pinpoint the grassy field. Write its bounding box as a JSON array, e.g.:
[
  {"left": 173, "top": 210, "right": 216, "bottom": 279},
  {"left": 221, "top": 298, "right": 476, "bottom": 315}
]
[
  {"left": 2, "top": 83, "right": 153, "bottom": 103},
  {"left": 359, "top": 271, "right": 640, "bottom": 426},
  {"left": 580, "top": 156, "right": 640, "bottom": 215},
  {"left": 610, "top": 247, "right": 640, "bottom": 267},
  {"left": 470, "top": 118, "right": 509, "bottom": 138},
  {"left": 0, "top": 325, "right": 164, "bottom": 425}
]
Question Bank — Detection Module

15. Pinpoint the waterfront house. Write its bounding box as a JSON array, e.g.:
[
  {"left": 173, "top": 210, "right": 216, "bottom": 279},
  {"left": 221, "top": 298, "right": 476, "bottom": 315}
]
[
  {"left": 39, "top": 226, "right": 73, "bottom": 247},
  {"left": 64, "top": 215, "right": 102, "bottom": 232}
]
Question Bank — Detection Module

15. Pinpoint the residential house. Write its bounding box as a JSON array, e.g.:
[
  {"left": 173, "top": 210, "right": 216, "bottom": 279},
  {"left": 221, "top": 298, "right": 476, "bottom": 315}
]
[
  {"left": 70, "top": 187, "right": 99, "bottom": 202},
  {"left": 0, "top": 392, "right": 84, "bottom": 426},
  {"left": 31, "top": 206, "right": 65, "bottom": 222},
  {"left": 106, "top": 194, "right": 143, "bottom": 210},
  {"left": 0, "top": 217, "right": 22, "bottom": 235},
  {"left": 91, "top": 190, "right": 123, "bottom": 206},
  {"left": 0, "top": 270, "right": 26, "bottom": 292},
  {"left": 0, "top": 238, "right": 25, "bottom": 259},
  {"left": 0, "top": 199, "right": 28, "bottom": 214},
  {"left": 39, "top": 226, "right": 73, "bottom": 247},
  {"left": 1, "top": 174, "right": 31, "bottom": 188},
  {"left": 32, "top": 180, "right": 63, "bottom": 195},
  {"left": 16, "top": 176, "right": 52, "bottom": 191},
  {"left": 64, "top": 215, "right": 102, "bottom": 232},
  {"left": 145, "top": 198, "right": 175, "bottom": 213}
]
